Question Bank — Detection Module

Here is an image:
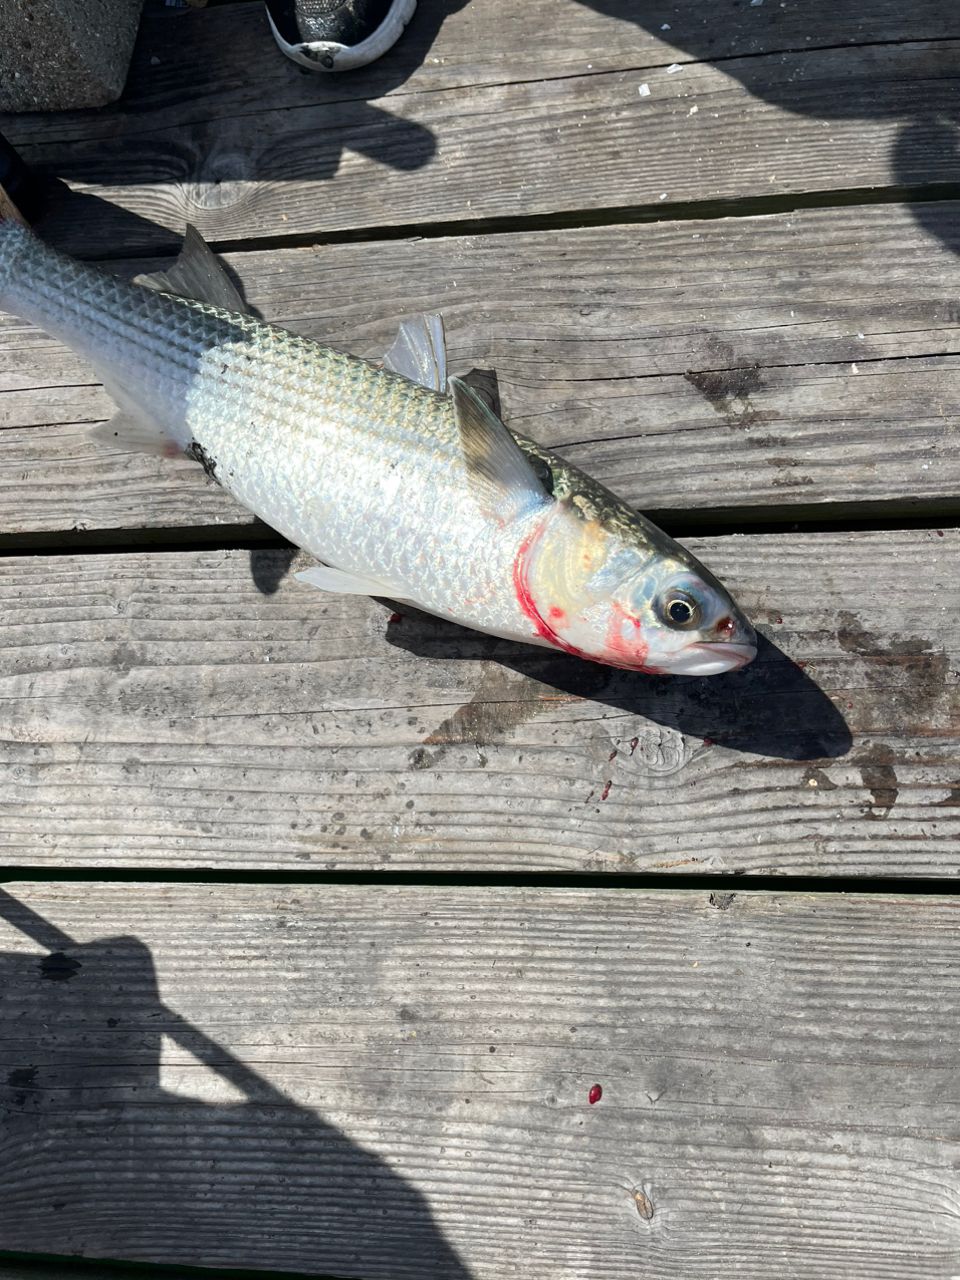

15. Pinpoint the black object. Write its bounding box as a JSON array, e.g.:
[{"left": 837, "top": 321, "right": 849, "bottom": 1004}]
[
  {"left": 265, "top": 0, "right": 416, "bottom": 71},
  {"left": 0, "top": 131, "right": 42, "bottom": 223},
  {"left": 270, "top": 0, "right": 397, "bottom": 45}
]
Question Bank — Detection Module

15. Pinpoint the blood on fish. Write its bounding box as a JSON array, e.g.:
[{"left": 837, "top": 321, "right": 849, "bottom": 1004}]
[
  {"left": 600, "top": 779, "right": 612, "bottom": 801},
  {"left": 388, "top": 612, "right": 403, "bottom": 625},
  {"left": 608, "top": 749, "right": 618, "bottom": 762},
  {"left": 588, "top": 1083, "right": 603, "bottom": 1105},
  {"left": 604, "top": 601, "right": 649, "bottom": 670},
  {"left": 629, "top": 737, "right": 640, "bottom": 754},
  {"left": 548, "top": 605, "right": 566, "bottom": 622},
  {"left": 513, "top": 522, "right": 592, "bottom": 661},
  {"left": 513, "top": 526, "right": 657, "bottom": 672}
]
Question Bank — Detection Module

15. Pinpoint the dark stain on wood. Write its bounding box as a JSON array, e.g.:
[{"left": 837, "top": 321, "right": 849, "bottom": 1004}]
[
  {"left": 684, "top": 357, "right": 763, "bottom": 427},
  {"left": 423, "top": 662, "right": 547, "bottom": 747},
  {"left": 837, "top": 611, "right": 948, "bottom": 712},
  {"left": 802, "top": 767, "right": 838, "bottom": 791},
  {"left": 709, "top": 892, "right": 736, "bottom": 911},
  {"left": 7, "top": 1065, "right": 37, "bottom": 1089},
  {"left": 408, "top": 746, "right": 445, "bottom": 770},
  {"left": 860, "top": 745, "right": 899, "bottom": 819},
  {"left": 862, "top": 763, "right": 898, "bottom": 817}
]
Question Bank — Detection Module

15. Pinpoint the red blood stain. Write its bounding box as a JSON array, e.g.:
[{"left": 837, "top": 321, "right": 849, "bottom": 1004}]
[
  {"left": 702, "top": 737, "right": 715, "bottom": 748},
  {"left": 548, "top": 605, "right": 567, "bottom": 622},
  {"left": 605, "top": 601, "right": 650, "bottom": 670},
  {"left": 608, "top": 749, "right": 618, "bottom": 762},
  {"left": 588, "top": 1084, "right": 603, "bottom": 1105},
  {"left": 937, "top": 530, "right": 945, "bottom": 537},
  {"left": 512, "top": 525, "right": 661, "bottom": 672},
  {"left": 775, "top": 616, "right": 783, "bottom": 625},
  {"left": 600, "top": 780, "right": 612, "bottom": 801},
  {"left": 513, "top": 523, "right": 591, "bottom": 662},
  {"left": 629, "top": 737, "right": 640, "bottom": 754},
  {"left": 388, "top": 612, "right": 403, "bottom": 625},
  {"left": 795, "top": 660, "right": 808, "bottom": 670},
  {"left": 715, "top": 615, "right": 736, "bottom": 638}
]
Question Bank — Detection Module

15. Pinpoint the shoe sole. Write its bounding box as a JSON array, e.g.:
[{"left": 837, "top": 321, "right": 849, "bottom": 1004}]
[{"left": 268, "top": 0, "right": 417, "bottom": 72}]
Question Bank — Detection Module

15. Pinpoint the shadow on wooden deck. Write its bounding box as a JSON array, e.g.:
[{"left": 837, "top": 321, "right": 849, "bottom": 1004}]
[
  {"left": 28, "top": 0, "right": 471, "bottom": 258},
  {"left": 0, "top": 890, "right": 473, "bottom": 1279},
  {"left": 381, "top": 612, "right": 852, "bottom": 761},
  {"left": 575, "top": 0, "right": 960, "bottom": 254}
]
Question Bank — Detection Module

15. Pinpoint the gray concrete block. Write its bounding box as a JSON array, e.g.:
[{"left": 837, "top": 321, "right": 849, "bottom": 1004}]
[{"left": 0, "top": 0, "right": 145, "bottom": 112}]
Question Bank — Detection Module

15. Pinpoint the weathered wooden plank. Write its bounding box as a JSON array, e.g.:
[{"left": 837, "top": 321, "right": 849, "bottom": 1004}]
[
  {"left": 2, "top": 882, "right": 959, "bottom": 1278},
  {"left": 2, "top": 202, "right": 959, "bottom": 539},
  {"left": 0, "top": 530, "right": 957, "bottom": 874},
  {"left": 8, "top": 0, "right": 954, "bottom": 147},
  {"left": 3, "top": 0, "right": 959, "bottom": 254}
]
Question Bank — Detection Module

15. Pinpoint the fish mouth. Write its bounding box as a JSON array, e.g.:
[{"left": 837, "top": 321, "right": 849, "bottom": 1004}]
[{"left": 663, "top": 641, "right": 758, "bottom": 677}]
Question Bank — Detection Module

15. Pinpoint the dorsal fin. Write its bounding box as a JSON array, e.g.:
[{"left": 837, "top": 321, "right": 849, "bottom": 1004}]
[
  {"left": 134, "top": 225, "right": 249, "bottom": 314},
  {"left": 382, "top": 313, "right": 447, "bottom": 390}
]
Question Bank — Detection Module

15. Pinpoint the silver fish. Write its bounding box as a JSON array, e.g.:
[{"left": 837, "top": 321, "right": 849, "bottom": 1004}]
[{"left": 0, "top": 221, "right": 756, "bottom": 676}]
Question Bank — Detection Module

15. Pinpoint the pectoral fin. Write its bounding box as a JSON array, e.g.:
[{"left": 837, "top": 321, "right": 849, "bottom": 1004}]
[
  {"left": 449, "top": 375, "right": 549, "bottom": 522},
  {"left": 91, "top": 412, "right": 182, "bottom": 457}
]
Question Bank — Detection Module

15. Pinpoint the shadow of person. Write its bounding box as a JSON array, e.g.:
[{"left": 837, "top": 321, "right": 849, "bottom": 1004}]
[
  {"left": 383, "top": 607, "right": 851, "bottom": 761},
  {"left": 11, "top": 0, "right": 471, "bottom": 257},
  {"left": 0, "top": 891, "right": 472, "bottom": 1280},
  {"left": 572, "top": 0, "right": 960, "bottom": 255}
]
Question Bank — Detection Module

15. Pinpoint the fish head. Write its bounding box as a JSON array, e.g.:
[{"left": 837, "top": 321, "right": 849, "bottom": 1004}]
[{"left": 515, "top": 496, "right": 757, "bottom": 676}]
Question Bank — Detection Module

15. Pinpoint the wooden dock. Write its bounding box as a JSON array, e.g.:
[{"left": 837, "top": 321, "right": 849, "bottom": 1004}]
[{"left": 1, "top": 1, "right": 959, "bottom": 1276}]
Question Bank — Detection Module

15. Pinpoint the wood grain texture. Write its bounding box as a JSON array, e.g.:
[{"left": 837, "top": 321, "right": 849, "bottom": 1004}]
[
  {"left": 7, "top": 0, "right": 955, "bottom": 146},
  {"left": 0, "top": 530, "right": 958, "bottom": 874},
  {"left": 2, "top": 202, "right": 960, "bottom": 539},
  {"left": 2, "top": 0, "right": 959, "bottom": 254},
  {"left": 2, "top": 882, "right": 959, "bottom": 1278}
]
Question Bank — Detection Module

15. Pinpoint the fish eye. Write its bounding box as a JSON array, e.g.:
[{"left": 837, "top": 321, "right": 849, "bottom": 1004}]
[{"left": 657, "top": 589, "right": 702, "bottom": 630}]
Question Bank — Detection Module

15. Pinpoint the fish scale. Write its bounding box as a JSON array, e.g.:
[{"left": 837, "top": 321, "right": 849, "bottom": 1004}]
[
  {"left": 0, "top": 219, "right": 757, "bottom": 675},
  {"left": 0, "top": 222, "right": 540, "bottom": 638}
]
